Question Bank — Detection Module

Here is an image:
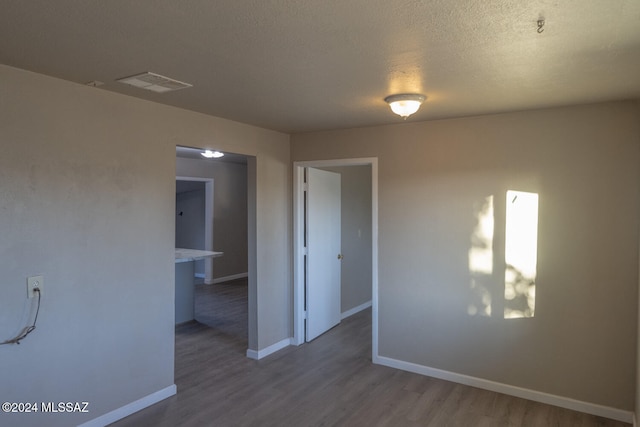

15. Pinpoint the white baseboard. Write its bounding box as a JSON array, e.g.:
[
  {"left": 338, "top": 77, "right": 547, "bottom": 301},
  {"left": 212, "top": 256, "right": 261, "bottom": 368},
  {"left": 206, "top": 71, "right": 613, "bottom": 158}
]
[
  {"left": 246, "top": 337, "right": 293, "bottom": 360},
  {"left": 374, "top": 355, "right": 633, "bottom": 424},
  {"left": 212, "top": 272, "right": 248, "bottom": 284},
  {"left": 78, "top": 384, "right": 176, "bottom": 427},
  {"left": 341, "top": 300, "right": 372, "bottom": 320}
]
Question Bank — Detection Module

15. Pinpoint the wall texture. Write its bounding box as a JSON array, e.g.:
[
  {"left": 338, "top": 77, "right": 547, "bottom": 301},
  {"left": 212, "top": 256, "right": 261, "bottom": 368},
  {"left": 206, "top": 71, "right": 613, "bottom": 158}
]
[
  {"left": 0, "top": 65, "right": 290, "bottom": 427},
  {"left": 176, "top": 158, "right": 248, "bottom": 281},
  {"left": 292, "top": 101, "right": 640, "bottom": 411}
]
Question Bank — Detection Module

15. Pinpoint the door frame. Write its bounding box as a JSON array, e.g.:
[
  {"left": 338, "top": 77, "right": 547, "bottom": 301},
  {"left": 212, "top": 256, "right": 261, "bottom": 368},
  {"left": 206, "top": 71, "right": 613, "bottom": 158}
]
[
  {"left": 175, "top": 151, "right": 258, "bottom": 357},
  {"left": 176, "top": 176, "right": 214, "bottom": 284},
  {"left": 292, "top": 158, "right": 379, "bottom": 358}
]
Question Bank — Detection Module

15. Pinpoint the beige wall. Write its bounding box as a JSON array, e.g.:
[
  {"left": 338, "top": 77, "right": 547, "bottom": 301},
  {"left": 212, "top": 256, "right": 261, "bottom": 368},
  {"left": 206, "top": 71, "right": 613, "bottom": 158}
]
[
  {"left": 321, "top": 165, "right": 373, "bottom": 313},
  {"left": 292, "top": 101, "right": 640, "bottom": 411},
  {"left": 0, "top": 64, "right": 290, "bottom": 426},
  {"left": 637, "top": 101, "right": 640, "bottom": 420}
]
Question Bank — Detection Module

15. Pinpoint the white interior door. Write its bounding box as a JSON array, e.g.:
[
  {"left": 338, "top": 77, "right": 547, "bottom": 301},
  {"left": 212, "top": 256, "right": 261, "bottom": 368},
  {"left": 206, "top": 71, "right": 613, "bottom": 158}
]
[{"left": 306, "top": 167, "right": 341, "bottom": 342}]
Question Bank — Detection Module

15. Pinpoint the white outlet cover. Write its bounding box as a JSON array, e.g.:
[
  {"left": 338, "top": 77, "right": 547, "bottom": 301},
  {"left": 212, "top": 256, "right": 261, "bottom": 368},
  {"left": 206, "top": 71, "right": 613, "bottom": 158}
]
[{"left": 27, "top": 275, "right": 44, "bottom": 298}]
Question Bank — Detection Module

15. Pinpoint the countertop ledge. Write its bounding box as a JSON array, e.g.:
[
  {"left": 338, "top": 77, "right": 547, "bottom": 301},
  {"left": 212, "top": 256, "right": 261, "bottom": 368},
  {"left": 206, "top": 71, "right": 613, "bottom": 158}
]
[{"left": 175, "top": 248, "right": 224, "bottom": 263}]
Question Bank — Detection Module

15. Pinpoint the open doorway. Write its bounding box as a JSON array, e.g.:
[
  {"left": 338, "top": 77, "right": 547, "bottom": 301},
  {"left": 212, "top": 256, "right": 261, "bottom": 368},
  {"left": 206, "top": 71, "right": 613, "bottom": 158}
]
[
  {"left": 293, "top": 158, "right": 379, "bottom": 357},
  {"left": 175, "top": 146, "right": 252, "bottom": 354}
]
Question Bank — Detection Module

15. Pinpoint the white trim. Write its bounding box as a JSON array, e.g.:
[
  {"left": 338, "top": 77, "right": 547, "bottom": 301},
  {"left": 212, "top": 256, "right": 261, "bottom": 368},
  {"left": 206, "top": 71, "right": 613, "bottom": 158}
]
[
  {"left": 212, "top": 272, "right": 249, "bottom": 284},
  {"left": 375, "top": 355, "right": 633, "bottom": 423},
  {"left": 634, "top": 413, "right": 637, "bottom": 427},
  {"left": 293, "top": 158, "right": 378, "bottom": 357},
  {"left": 78, "top": 385, "right": 176, "bottom": 427},
  {"left": 194, "top": 273, "right": 205, "bottom": 279},
  {"left": 246, "top": 338, "right": 293, "bottom": 360},
  {"left": 341, "top": 300, "right": 372, "bottom": 320},
  {"left": 292, "top": 165, "right": 306, "bottom": 345},
  {"left": 371, "top": 159, "right": 379, "bottom": 360},
  {"left": 294, "top": 159, "right": 377, "bottom": 168}
]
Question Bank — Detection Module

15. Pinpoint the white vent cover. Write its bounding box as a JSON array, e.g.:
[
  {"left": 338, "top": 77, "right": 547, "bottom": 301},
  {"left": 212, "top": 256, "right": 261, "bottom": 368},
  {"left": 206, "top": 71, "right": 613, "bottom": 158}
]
[{"left": 116, "top": 72, "right": 192, "bottom": 93}]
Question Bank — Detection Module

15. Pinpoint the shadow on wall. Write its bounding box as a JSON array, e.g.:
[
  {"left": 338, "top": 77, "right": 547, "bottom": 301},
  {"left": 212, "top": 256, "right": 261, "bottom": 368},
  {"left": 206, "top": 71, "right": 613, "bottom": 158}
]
[{"left": 468, "top": 190, "right": 539, "bottom": 320}]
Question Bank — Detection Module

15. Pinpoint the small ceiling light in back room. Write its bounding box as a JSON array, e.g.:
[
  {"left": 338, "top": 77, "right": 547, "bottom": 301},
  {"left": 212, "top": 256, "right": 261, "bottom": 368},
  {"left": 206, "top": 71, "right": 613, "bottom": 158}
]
[
  {"left": 384, "top": 93, "right": 427, "bottom": 119},
  {"left": 116, "top": 72, "right": 193, "bottom": 93},
  {"left": 201, "top": 150, "right": 224, "bottom": 158}
]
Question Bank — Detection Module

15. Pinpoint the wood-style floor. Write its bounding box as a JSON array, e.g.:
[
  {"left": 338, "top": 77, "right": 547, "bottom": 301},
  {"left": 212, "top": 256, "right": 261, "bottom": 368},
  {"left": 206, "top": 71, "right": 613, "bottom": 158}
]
[{"left": 111, "top": 279, "right": 630, "bottom": 427}]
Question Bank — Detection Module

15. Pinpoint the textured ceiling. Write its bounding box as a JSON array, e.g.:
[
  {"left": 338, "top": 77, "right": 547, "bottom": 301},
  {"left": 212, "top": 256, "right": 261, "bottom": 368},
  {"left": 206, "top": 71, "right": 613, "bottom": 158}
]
[{"left": 1, "top": 1, "right": 639, "bottom": 133}]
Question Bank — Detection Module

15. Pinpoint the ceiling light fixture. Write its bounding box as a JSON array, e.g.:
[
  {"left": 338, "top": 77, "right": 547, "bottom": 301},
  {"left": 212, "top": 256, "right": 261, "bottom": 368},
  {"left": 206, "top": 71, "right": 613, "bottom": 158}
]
[
  {"left": 384, "top": 93, "right": 427, "bottom": 119},
  {"left": 201, "top": 150, "right": 224, "bottom": 159}
]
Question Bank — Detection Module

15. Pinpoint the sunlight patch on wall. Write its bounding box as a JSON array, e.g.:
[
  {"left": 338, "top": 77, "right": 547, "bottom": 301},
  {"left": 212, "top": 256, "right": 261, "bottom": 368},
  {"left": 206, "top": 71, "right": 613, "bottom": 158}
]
[
  {"left": 468, "top": 195, "right": 494, "bottom": 317},
  {"left": 504, "top": 190, "right": 539, "bottom": 319}
]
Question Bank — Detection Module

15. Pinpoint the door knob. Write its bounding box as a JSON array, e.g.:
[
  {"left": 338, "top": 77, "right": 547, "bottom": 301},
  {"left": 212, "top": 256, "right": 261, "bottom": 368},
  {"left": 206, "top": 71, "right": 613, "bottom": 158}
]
[{"left": 337, "top": 254, "right": 343, "bottom": 260}]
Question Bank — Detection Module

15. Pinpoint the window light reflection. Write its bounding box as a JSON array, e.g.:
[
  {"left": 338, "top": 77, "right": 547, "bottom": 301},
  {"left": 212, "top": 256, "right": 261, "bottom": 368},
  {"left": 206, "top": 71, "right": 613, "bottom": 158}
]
[
  {"left": 468, "top": 196, "right": 494, "bottom": 317},
  {"left": 504, "top": 190, "right": 539, "bottom": 319}
]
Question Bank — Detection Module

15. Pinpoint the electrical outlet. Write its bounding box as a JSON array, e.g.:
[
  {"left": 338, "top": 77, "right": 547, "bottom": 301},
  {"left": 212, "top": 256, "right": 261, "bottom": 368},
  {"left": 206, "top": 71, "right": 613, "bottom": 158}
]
[{"left": 27, "top": 275, "right": 44, "bottom": 298}]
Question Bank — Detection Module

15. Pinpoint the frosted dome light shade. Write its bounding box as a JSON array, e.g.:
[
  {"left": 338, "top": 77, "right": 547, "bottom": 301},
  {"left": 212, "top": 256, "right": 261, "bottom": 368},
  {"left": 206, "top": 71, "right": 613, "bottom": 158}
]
[
  {"left": 201, "top": 150, "right": 224, "bottom": 158},
  {"left": 389, "top": 99, "right": 421, "bottom": 117},
  {"left": 384, "top": 94, "right": 426, "bottom": 118}
]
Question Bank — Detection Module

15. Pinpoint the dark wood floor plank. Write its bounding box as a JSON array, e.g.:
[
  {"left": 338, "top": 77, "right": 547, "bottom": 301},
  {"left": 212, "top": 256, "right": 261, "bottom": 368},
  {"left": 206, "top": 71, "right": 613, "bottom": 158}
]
[{"left": 110, "top": 279, "right": 631, "bottom": 427}]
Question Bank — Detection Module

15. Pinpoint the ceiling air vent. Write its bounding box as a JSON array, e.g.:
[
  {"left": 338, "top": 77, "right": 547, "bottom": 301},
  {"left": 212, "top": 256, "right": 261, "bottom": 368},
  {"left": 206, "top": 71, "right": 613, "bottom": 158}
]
[{"left": 116, "top": 72, "right": 192, "bottom": 93}]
